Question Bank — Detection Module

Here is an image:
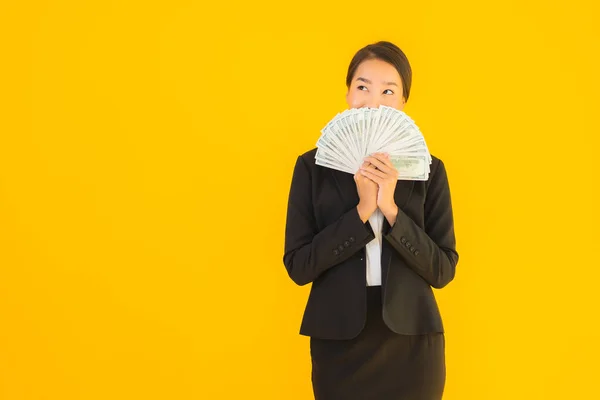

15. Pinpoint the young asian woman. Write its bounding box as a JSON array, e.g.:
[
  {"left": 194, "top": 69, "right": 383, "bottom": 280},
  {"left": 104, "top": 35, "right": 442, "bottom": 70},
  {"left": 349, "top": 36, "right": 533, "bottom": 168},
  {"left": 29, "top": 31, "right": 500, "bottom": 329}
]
[{"left": 283, "top": 41, "right": 459, "bottom": 400}]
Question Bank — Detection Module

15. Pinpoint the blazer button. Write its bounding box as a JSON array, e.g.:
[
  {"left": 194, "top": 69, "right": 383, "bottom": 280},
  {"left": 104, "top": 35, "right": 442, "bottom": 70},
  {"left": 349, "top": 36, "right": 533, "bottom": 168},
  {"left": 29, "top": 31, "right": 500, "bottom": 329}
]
[
  {"left": 349, "top": 236, "right": 355, "bottom": 243},
  {"left": 338, "top": 245, "right": 345, "bottom": 252},
  {"left": 410, "top": 246, "right": 415, "bottom": 252},
  {"left": 344, "top": 241, "right": 350, "bottom": 247},
  {"left": 400, "top": 237, "right": 407, "bottom": 244},
  {"left": 405, "top": 241, "right": 411, "bottom": 248},
  {"left": 414, "top": 250, "right": 419, "bottom": 256},
  {"left": 333, "top": 249, "right": 340, "bottom": 256}
]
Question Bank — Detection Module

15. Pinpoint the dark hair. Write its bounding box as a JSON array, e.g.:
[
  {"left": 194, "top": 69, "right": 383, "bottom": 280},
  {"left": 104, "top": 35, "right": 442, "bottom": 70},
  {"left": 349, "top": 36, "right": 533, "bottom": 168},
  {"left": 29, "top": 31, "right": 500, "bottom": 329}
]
[{"left": 345, "top": 41, "right": 412, "bottom": 102}]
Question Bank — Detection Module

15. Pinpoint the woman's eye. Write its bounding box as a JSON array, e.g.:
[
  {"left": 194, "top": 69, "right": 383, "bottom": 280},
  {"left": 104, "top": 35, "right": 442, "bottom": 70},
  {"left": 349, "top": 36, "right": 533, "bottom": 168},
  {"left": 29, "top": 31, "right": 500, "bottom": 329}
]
[
  {"left": 383, "top": 89, "right": 394, "bottom": 95},
  {"left": 357, "top": 85, "right": 368, "bottom": 91}
]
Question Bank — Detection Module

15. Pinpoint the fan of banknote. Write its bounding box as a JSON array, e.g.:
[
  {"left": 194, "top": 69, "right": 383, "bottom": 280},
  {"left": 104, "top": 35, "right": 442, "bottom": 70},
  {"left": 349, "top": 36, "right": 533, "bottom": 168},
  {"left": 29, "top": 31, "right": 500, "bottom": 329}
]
[{"left": 315, "top": 106, "right": 432, "bottom": 180}]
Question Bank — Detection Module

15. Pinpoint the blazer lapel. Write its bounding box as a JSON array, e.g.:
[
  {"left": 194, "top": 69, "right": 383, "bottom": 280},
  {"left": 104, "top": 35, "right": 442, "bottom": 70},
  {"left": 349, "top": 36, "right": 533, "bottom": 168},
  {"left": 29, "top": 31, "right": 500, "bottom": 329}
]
[
  {"left": 328, "top": 167, "right": 415, "bottom": 290},
  {"left": 381, "top": 179, "right": 415, "bottom": 289},
  {"left": 329, "top": 169, "right": 415, "bottom": 213},
  {"left": 389, "top": 179, "right": 415, "bottom": 223},
  {"left": 330, "top": 168, "right": 359, "bottom": 211}
]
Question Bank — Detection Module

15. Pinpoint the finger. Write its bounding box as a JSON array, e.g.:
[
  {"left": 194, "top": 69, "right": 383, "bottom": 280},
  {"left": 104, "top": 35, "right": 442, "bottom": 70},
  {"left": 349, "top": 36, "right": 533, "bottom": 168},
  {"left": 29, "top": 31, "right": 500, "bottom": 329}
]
[
  {"left": 361, "top": 160, "right": 372, "bottom": 170},
  {"left": 378, "top": 153, "right": 396, "bottom": 169},
  {"left": 355, "top": 171, "right": 370, "bottom": 180},
  {"left": 364, "top": 156, "right": 392, "bottom": 173},
  {"left": 379, "top": 154, "right": 395, "bottom": 169},
  {"left": 363, "top": 160, "right": 396, "bottom": 180},
  {"left": 360, "top": 164, "right": 386, "bottom": 178},
  {"left": 372, "top": 153, "right": 398, "bottom": 174},
  {"left": 360, "top": 168, "right": 383, "bottom": 184}
]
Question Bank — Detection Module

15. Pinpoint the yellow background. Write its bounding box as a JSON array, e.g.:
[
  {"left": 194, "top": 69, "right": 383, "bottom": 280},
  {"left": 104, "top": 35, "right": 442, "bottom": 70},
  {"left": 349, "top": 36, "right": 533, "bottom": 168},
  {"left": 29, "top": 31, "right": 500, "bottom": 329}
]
[{"left": 1, "top": 0, "right": 599, "bottom": 399}]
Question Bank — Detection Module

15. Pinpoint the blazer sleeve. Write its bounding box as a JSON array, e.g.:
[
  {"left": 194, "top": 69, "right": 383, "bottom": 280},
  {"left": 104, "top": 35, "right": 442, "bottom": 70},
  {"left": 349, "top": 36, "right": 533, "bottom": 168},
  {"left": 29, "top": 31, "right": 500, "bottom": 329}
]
[
  {"left": 383, "top": 159, "right": 459, "bottom": 289},
  {"left": 283, "top": 155, "right": 376, "bottom": 286}
]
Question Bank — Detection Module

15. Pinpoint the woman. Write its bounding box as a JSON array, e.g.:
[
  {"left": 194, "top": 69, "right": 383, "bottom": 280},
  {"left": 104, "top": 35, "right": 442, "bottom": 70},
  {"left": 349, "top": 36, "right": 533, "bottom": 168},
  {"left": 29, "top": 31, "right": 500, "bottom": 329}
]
[{"left": 283, "top": 41, "right": 459, "bottom": 400}]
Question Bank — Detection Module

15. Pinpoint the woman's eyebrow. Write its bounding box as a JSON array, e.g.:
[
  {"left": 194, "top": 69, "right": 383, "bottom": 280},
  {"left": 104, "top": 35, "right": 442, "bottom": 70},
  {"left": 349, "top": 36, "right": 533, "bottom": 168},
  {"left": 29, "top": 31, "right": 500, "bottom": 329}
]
[{"left": 356, "top": 77, "right": 398, "bottom": 86}]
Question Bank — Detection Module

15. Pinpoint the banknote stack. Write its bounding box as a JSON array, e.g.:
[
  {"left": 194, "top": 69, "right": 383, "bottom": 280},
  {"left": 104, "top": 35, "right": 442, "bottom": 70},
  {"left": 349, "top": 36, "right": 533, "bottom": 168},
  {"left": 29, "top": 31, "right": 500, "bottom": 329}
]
[{"left": 315, "top": 106, "right": 432, "bottom": 180}]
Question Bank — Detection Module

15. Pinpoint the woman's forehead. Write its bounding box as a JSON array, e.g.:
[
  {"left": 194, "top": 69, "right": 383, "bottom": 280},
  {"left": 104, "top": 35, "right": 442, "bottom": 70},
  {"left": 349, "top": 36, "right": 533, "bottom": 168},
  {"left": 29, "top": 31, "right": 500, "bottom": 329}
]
[{"left": 353, "top": 59, "right": 401, "bottom": 82}]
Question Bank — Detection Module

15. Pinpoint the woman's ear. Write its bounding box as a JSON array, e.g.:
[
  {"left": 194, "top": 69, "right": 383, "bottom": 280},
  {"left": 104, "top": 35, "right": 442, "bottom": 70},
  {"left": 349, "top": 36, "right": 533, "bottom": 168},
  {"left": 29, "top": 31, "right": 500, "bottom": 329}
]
[{"left": 398, "top": 97, "right": 406, "bottom": 111}]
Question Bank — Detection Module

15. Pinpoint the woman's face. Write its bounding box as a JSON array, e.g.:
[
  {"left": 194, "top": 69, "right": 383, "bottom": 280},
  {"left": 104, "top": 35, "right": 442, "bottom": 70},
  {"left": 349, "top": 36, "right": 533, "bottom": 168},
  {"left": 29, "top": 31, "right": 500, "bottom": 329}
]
[{"left": 346, "top": 58, "right": 406, "bottom": 110}]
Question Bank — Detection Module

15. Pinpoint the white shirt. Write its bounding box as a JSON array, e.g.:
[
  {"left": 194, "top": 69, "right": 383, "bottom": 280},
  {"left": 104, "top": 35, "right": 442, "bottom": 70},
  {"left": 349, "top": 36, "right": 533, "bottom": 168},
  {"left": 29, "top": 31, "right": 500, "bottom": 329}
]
[{"left": 365, "top": 208, "right": 385, "bottom": 286}]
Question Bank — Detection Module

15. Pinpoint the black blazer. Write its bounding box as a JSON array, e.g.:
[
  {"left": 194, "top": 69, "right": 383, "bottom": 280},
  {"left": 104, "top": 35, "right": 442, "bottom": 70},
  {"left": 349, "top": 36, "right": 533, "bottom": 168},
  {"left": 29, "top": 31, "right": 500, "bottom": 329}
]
[{"left": 283, "top": 148, "right": 459, "bottom": 340}]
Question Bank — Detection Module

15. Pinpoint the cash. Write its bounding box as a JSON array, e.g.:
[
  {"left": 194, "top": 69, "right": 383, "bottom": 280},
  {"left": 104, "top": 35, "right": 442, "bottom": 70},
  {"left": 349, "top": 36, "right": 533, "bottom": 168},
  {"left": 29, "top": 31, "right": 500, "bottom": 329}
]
[{"left": 315, "top": 106, "right": 432, "bottom": 180}]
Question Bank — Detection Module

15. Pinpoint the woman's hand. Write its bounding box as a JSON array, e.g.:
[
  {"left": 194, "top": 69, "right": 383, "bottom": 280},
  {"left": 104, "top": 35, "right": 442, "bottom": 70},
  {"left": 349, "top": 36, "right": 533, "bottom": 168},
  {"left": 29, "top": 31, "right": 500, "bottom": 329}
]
[
  {"left": 354, "top": 161, "right": 378, "bottom": 223},
  {"left": 360, "top": 153, "right": 399, "bottom": 225}
]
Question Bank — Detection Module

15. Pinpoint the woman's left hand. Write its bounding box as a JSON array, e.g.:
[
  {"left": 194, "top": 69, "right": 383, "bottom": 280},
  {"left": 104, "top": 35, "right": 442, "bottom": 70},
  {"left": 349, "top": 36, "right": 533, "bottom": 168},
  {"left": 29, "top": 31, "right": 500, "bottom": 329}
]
[{"left": 360, "top": 153, "right": 399, "bottom": 217}]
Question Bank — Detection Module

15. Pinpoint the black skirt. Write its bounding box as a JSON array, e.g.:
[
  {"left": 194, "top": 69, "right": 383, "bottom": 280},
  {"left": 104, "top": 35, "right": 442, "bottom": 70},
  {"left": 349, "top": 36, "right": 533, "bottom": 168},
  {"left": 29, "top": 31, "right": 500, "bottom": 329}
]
[{"left": 309, "top": 286, "right": 446, "bottom": 400}]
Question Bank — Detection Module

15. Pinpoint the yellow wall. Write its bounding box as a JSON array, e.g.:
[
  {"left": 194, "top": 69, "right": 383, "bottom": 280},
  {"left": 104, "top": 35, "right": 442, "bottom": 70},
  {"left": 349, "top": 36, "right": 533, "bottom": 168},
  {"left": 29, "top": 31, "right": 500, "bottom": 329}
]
[{"left": 1, "top": 1, "right": 599, "bottom": 399}]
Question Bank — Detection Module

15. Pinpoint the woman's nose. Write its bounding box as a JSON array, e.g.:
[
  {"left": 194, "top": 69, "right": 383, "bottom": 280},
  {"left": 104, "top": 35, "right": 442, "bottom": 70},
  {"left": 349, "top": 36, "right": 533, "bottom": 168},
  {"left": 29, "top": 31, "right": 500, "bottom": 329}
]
[{"left": 365, "top": 97, "right": 380, "bottom": 108}]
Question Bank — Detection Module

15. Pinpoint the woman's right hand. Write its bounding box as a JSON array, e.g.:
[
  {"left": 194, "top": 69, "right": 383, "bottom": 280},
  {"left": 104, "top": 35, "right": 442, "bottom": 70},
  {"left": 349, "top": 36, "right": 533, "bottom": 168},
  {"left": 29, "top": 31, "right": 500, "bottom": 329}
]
[{"left": 354, "top": 161, "right": 378, "bottom": 223}]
